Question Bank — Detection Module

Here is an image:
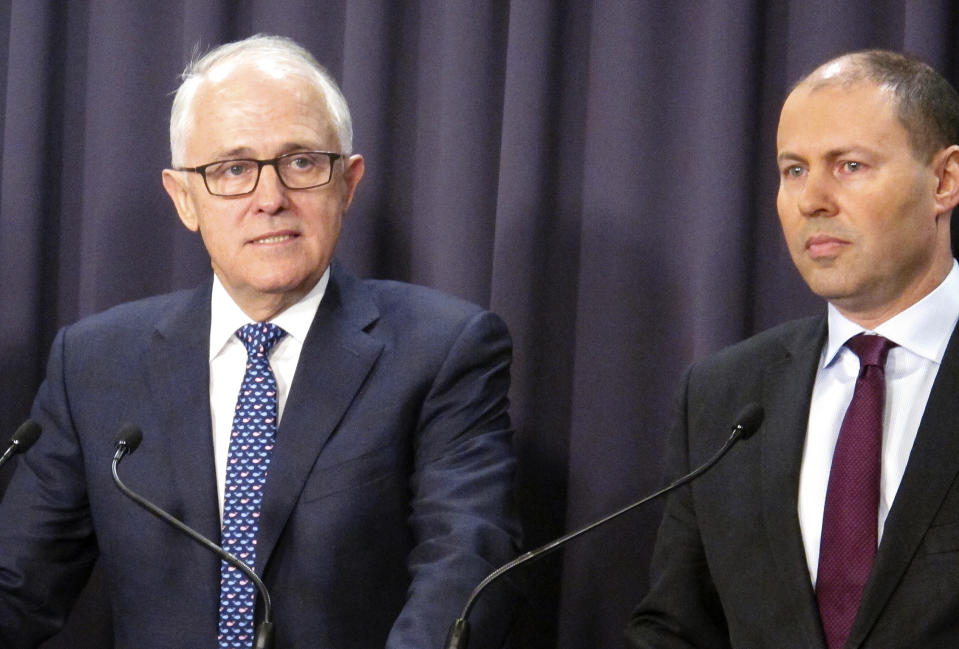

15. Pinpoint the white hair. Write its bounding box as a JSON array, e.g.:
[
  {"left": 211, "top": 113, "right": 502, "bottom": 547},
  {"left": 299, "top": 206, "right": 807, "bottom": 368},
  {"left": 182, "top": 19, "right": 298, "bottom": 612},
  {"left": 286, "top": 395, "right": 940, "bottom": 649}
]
[{"left": 168, "top": 34, "right": 353, "bottom": 166}]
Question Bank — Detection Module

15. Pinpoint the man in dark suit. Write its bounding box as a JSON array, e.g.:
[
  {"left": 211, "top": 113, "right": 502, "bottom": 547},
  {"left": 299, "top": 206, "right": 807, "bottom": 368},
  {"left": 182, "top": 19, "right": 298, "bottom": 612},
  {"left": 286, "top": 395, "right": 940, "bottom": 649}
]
[
  {"left": 0, "top": 35, "right": 519, "bottom": 649},
  {"left": 627, "top": 51, "right": 959, "bottom": 648}
]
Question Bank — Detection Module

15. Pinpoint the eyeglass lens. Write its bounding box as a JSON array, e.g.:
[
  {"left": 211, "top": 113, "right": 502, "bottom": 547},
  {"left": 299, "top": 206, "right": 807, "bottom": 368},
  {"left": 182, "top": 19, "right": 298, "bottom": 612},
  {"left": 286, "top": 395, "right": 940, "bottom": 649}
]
[{"left": 204, "top": 152, "right": 334, "bottom": 195}]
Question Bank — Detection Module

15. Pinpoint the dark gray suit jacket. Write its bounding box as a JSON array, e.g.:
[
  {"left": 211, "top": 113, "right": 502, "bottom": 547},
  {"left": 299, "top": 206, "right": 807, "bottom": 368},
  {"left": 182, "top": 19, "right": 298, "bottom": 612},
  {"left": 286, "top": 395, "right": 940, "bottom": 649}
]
[
  {"left": 0, "top": 262, "right": 520, "bottom": 649},
  {"left": 627, "top": 315, "right": 959, "bottom": 648}
]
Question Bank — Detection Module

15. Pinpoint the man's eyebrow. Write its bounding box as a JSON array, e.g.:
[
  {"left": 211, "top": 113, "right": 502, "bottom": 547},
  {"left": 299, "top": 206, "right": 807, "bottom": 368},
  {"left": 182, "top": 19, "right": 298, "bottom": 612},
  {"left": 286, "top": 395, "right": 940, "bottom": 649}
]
[
  {"left": 776, "top": 150, "right": 804, "bottom": 164},
  {"left": 776, "top": 147, "right": 872, "bottom": 164},
  {"left": 209, "top": 147, "right": 255, "bottom": 160},
  {"left": 210, "top": 143, "right": 320, "bottom": 159}
]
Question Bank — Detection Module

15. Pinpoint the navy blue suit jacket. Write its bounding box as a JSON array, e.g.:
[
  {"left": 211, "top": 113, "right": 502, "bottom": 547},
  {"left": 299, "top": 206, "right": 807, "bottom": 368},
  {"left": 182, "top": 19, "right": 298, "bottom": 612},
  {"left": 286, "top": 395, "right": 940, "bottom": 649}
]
[
  {"left": 628, "top": 315, "right": 959, "bottom": 648},
  {"left": 0, "top": 262, "right": 520, "bottom": 649}
]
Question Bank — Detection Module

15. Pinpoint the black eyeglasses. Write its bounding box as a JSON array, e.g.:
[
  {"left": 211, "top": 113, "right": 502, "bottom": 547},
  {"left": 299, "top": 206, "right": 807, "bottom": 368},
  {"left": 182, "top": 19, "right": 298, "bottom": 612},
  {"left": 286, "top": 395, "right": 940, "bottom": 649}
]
[{"left": 175, "top": 151, "right": 343, "bottom": 196}]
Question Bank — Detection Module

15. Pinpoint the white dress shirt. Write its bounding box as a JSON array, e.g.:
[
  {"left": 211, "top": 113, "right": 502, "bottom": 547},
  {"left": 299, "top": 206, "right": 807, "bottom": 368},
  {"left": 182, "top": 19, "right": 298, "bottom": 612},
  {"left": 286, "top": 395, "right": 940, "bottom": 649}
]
[
  {"left": 207, "top": 268, "right": 328, "bottom": 519},
  {"left": 798, "top": 261, "right": 959, "bottom": 585}
]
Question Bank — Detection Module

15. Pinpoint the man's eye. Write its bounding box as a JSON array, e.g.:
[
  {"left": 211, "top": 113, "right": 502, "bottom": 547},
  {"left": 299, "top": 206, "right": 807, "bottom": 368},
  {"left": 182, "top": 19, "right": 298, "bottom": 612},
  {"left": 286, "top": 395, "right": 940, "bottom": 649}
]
[
  {"left": 783, "top": 166, "right": 804, "bottom": 178},
  {"left": 842, "top": 161, "right": 862, "bottom": 172},
  {"left": 207, "top": 161, "right": 252, "bottom": 178},
  {"left": 288, "top": 155, "right": 316, "bottom": 170}
]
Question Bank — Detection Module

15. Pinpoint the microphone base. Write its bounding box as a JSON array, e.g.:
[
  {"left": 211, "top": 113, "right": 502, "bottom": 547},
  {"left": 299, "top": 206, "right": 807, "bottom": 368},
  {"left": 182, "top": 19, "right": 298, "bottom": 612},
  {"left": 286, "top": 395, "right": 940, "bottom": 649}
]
[
  {"left": 254, "top": 620, "right": 274, "bottom": 649},
  {"left": 445, "top": 617, "right": 470, "bottom": 649}
]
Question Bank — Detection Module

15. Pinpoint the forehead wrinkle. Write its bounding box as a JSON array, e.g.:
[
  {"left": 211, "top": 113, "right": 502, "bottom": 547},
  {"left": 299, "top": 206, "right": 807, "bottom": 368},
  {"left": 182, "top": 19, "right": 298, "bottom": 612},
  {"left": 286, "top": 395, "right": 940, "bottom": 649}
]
[{"left": 212, "top": 142, "right": 323, "bottom": 160}]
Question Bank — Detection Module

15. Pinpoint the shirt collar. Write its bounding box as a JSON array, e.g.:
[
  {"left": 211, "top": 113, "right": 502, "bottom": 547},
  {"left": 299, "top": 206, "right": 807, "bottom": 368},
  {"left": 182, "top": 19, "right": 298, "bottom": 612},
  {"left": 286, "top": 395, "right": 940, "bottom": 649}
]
[
  {"left": 209, "top": 267, "right": 329, "bottom": 361},
  {"left": 823, "top": 260, "right": 959, "bottom": 368}
]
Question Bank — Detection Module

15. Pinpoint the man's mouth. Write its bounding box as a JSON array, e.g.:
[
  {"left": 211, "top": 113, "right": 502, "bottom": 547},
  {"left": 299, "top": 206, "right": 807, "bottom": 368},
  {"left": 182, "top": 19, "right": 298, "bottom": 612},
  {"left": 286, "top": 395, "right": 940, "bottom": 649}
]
[
  {"left": 805, "top": 233, "right": 849, "bottom": 258},
  {"left": 250, "top": 232, "right": 296, "bottom": 245}
]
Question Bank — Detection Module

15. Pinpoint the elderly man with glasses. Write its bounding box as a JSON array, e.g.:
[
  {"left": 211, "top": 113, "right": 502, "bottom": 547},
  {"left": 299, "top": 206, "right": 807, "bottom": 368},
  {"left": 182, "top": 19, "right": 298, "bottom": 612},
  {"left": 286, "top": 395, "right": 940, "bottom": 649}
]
[{"left": 0, "top": 34, "right": 520, "bottom": 649}]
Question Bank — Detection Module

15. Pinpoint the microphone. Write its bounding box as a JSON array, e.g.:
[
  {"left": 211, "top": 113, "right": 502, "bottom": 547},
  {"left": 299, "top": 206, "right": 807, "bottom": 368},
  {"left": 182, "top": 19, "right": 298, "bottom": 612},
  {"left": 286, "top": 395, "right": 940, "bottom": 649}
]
[
  {"left": 111, "top": 424, "right": 275, "bottom": 649},
  {"left": 444, "top": 403, "right": 765, "bottom": 649},
  {"left": 0, "top": 420, "right": 42, "bottom": 471}
]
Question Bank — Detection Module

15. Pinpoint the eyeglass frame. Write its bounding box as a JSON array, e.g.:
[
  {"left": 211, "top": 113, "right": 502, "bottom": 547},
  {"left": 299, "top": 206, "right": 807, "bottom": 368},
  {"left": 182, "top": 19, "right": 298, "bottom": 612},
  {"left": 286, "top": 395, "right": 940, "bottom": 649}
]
[{"left": 174, "top": 150, "right": 344, "bottom": 197}]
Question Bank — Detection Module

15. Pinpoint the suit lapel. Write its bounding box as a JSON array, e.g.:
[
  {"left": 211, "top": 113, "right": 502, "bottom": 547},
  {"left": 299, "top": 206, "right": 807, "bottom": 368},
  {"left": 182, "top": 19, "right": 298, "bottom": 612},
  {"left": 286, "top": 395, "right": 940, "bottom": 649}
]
[
  {"left": 256, "top": 264, "right": 384, "bottom": 568},
  {"left": 761, "top": 316, "right": 829, "bottom": 649},
  {"left": 848, "top": 319, "right": 959, "bottom": 647},
  {"left": 143, "top": 282, "right": 221, "bottom": 601}
]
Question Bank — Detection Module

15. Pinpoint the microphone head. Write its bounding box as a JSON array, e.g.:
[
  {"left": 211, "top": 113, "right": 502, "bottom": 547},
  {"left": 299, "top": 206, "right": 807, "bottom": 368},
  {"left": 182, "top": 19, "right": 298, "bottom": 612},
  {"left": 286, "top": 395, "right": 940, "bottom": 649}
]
[
  {"left": 10, "top": 420, "right": 42, "bottom": 453},
  {"left": 732, "top": 403, "right": 764, "bottom": 440},
  {"left": 115, "top": 424, "right": 143, "bottom": 454}
]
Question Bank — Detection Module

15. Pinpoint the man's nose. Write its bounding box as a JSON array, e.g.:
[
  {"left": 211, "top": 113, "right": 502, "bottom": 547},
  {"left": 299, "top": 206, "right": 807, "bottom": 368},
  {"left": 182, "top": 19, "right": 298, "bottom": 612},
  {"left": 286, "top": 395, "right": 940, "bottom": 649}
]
[
  {"left": 253, "top": 163, "right": 288, "bottom": 212},
  {"left": 797, "top": 168, "right": 838, "bottom": 217}
]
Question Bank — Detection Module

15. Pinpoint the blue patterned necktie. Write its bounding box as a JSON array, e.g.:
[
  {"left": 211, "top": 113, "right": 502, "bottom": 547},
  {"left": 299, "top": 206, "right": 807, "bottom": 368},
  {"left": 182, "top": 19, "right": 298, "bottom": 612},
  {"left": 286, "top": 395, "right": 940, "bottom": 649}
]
[{"left": 218, "top": 322, "right": 286, "bottom": 649}]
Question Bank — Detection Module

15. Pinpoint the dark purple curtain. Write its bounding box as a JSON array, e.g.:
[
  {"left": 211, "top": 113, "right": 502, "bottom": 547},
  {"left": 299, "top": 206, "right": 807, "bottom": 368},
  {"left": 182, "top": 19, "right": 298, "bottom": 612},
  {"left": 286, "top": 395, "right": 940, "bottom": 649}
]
[{"left": 3, "top": 1, "right": 959, "bottom": 648}]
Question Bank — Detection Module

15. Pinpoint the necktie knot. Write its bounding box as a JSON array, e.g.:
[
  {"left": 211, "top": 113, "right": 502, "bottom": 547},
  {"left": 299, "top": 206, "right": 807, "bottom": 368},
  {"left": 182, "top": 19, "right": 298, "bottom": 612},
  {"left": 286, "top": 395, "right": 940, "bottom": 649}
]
[
  {"left": 845, "top": 333, "right": 896, "bottom": 369},
  {"left": 237, "top": 322, "right": 287, "bottom": 359}
]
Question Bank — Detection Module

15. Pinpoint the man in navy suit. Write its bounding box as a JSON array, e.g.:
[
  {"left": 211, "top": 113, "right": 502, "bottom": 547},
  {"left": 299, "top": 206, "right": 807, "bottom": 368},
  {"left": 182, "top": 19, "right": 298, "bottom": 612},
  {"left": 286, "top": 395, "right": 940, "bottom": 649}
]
[
  {"left": 0, "top": 34, "right": 519, "bottom": 649},
  {"left": 627, "top": 51, "right": 959, "bottom": 648}
]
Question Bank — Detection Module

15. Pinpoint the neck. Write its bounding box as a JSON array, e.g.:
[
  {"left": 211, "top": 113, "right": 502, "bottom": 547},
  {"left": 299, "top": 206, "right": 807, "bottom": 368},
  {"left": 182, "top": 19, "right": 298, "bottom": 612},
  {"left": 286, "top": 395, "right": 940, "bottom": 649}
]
[
  {"left": 833, "top": 257, "right": 954, "bottom": 330},
  {"left": 231, "top": 288, "right": 305, "bottom": 323}
]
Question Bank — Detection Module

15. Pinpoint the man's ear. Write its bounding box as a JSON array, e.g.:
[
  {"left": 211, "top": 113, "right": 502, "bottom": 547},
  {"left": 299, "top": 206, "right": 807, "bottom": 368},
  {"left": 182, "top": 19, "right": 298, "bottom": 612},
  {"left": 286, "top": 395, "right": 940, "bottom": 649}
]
[
  {"left": 341, "top": 154, "right": 365, "bottom": 210},
  {"left": 162, "top": 169, "right": 200, "bottom": 231},
  {"left": 933, "top": 144, "right": 959, "bottom": 215}
]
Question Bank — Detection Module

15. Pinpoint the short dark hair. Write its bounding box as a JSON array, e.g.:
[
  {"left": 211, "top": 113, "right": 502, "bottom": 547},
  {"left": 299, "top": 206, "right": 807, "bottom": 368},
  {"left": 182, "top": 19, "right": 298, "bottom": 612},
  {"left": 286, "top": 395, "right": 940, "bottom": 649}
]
[{"left": 799, "top": 50, "right": 959, "bottom": 161}]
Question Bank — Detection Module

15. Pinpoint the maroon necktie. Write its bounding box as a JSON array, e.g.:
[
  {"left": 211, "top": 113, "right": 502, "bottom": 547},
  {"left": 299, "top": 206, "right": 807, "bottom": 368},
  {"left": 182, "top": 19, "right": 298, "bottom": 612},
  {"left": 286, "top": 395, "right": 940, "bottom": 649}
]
[{"left": 816, "top": 333, "right": 896, "bottom": 649}]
